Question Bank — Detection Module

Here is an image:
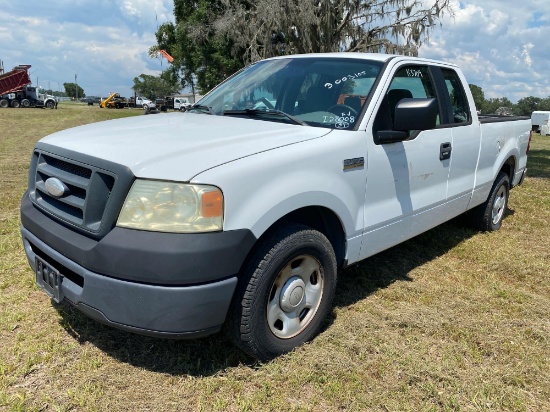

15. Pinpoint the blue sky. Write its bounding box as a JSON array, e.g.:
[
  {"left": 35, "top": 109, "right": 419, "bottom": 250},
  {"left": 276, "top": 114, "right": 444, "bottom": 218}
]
[{"left": 1, "top": 0, "right": 548, "bottom": 102}]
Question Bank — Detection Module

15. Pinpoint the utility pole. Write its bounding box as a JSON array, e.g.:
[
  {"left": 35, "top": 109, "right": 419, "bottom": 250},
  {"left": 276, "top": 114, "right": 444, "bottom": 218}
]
[{"left": 75, "top": 74, "right": 78, "bottom": 100}]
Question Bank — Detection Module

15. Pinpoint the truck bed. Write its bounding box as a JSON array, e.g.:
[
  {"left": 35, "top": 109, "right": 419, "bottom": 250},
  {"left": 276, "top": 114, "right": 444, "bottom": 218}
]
[
  {"left": 478, "top": 115, "right": 530, "bottom": 124},
  {"left": 0, "top": 65, "right": 31, "bottom": 95}
]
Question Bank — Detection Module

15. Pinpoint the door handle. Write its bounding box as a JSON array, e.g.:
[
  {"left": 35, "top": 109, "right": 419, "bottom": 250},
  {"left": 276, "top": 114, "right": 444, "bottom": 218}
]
[{"left": 440, "top": 142, "right": 452, "bottom": 160}]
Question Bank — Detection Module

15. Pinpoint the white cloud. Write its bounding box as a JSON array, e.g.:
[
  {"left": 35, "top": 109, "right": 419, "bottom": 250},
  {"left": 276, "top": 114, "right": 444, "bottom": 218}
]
[
  {"left": 420, "top": 0, "right": 550, "bottom": 101},
  {"left": 0, "top": 1, "right": 173, "bottom": 97},
  {"left": 1, "top": 1, "right": 548, "bottom": 102}
]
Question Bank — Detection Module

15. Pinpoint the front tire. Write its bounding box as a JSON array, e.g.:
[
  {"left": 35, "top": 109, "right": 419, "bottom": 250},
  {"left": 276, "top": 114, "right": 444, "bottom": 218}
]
[
  {"left": 45, "top": 100, "right": 55, "bottom": 109},
  {"left": 473, "top": 172, "right": 510, "bottom": 231},
  {"left": 228, "top": 225, "right": 337, "bottom": 360}
]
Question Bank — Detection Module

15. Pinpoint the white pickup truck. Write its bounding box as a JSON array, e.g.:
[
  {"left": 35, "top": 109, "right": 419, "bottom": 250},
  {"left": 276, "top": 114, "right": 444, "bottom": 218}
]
[{"left": 21, "top": 53, "right": 531, "bottom": 360}]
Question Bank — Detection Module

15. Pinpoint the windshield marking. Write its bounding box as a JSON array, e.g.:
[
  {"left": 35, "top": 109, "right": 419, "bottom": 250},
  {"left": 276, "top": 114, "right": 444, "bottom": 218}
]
[{"left": 324, "top": 71, "right": 368, "bottom": 89}]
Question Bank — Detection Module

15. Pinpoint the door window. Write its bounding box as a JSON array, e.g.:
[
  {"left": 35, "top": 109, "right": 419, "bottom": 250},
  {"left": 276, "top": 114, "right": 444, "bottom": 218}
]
[
  {"left": 373, "top": 65, "right": 440, "bottom": 134},
  {"left": 441, "top": 69, "right": 471, "bottom": 124}
]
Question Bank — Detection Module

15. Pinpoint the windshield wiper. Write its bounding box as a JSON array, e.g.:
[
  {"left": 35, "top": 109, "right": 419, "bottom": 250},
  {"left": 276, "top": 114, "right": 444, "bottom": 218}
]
[
  {"left": 222, "top": 108, "right": 308, "bottom": 126},
  {"left": 189, "top": 104, "right": 217, "bottom": 115}
]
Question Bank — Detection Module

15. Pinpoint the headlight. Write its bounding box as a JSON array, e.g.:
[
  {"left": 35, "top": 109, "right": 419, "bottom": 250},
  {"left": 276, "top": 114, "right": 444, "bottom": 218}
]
[{"left": 117, "top": 180, "right": 223, "bottom": 233}]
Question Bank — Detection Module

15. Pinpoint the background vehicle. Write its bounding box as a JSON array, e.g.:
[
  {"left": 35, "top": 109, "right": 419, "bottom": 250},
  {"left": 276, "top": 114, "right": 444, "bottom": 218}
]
[
  {"left": 0, "top": 64, "right": 57, "bottom": 109},
  {"left": 20, "top": 53, "right": 530, "bottom": 360},
  {"left": 174, "top": 96, "right": 193, "bottom": 111},
  {"left": 155, "top": 96, "right": 174, "bottom": 112},
  {"left": 155, "top": 96, "right": 195, "bottom": 112},
  {"left": 100, "top": 93, "right": 122, "bottom": 109},
  {"left": 531, "top": 111, "right": 550, "bottom": 134},
  {"left": 128, "top": 96, "right": 153, "bottom": 109}
]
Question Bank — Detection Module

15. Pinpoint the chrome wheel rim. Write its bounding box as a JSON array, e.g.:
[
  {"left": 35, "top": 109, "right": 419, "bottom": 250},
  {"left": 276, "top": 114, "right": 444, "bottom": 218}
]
[
  {"left": 492, "top": 185, "right": 507, "bottom": 225},
  {"left": 267, "top": 255, "right": 324, "bottom": 339}
]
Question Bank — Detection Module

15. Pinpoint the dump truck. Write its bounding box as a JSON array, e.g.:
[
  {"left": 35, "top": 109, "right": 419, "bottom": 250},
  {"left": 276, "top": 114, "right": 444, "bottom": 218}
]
[{"left": 0, "top": 63, "right": 57, "bottom": 109}]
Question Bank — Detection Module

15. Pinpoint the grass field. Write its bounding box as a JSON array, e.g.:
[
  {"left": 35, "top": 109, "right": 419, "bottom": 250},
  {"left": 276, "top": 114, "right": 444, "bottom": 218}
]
[{"left": 0, "top": 105, "right": 548, "bottom": 411}]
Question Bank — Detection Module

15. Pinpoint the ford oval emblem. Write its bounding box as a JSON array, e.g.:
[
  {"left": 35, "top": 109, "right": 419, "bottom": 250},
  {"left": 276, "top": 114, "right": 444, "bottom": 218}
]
[{"left": 45, "top": 177, "right": 67, "bottom": 197}]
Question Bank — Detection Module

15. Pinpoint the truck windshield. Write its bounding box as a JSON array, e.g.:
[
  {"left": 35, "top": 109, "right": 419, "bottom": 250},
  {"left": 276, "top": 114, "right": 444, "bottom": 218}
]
[{"left": 197, "top": 57, "right": 383, "bottom": 130}]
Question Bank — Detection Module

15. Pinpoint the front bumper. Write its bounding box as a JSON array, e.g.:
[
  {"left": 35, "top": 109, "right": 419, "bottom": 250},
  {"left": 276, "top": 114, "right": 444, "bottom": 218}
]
[
  {"left": 20, "top": 194, "right": 256, "bottom": 337},
  {"left": 23, "top": 226, "right": 237, "bottom": 336}
]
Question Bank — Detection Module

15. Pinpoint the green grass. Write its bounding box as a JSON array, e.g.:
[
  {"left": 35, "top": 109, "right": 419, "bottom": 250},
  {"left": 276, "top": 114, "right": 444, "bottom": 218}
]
[{"left": 0, "top": 108, "right": 548, "bottom": 411}]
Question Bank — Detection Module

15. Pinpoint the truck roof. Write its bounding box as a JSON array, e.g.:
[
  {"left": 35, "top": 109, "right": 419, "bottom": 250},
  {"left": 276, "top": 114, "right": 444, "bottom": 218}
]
[{"left": 262, "top": 52, "right": 460, "bottom": 68}]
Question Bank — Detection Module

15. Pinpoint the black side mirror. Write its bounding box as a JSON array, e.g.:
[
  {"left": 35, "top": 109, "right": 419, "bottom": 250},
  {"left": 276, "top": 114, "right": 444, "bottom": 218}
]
[
  {"left": 394, "top": 98, "right": 438, "bottom": 131},
  {"left": 376, "top": 98, "right": 438, "bottom": 144}
]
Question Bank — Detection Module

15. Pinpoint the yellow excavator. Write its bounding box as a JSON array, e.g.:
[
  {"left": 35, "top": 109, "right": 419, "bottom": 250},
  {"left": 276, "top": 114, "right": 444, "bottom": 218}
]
[{"left": 100, "top": 92, "right": 120, "bottom": 108}]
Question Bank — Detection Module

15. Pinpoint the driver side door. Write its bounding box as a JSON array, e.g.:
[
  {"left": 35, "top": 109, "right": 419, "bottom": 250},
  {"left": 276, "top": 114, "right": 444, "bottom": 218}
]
[{"left": 360, "top": 64, "right": 454, "bottom": 259}]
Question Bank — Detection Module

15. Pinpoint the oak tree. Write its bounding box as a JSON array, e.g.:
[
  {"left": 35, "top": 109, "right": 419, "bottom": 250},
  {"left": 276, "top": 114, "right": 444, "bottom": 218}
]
[{"left": 152, "top": 0, "right": 453, "bottom": 93}]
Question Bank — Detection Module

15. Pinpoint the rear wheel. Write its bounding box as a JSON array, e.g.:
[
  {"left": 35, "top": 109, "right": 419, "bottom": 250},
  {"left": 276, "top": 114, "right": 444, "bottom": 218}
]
[
  {"left": 21, "top": 99, "right": 30, "bottom": 108},
  {"left": 228, "top": 224, "right": 337, "bottom": 360},
  {"left": 472, "top": 172, "right": 510, "bottom": 231},
  {"left": 11, "top": 100, "right": 20, "bottom": 108},
  {"left": 0, "top": 99, "right": 8, "bottom": 108}
]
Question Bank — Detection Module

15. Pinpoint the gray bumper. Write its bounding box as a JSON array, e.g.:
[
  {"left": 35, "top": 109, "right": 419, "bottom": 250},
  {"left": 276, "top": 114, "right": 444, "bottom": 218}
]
[{"left": 21, "top": 227, "right": 237, "bottom": 338}]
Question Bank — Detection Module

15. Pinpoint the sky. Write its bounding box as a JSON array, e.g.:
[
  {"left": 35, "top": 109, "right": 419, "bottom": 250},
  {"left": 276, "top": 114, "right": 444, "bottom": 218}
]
[{"left": 0, "top": 0, "right": 548, "bottom": 102}]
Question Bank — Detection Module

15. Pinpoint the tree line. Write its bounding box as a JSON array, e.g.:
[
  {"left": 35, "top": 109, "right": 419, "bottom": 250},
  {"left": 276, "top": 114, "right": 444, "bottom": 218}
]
[{"left": 470, "top": 84, "right": 549, "bottom": 116}]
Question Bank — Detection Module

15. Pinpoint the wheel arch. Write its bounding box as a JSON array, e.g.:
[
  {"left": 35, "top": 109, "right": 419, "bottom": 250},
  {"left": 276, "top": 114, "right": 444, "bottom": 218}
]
[
  {"left": 242, "top": 206, "right": 347, "bottom": 274},
  {"left": 274, "top": 206, "right": 346, "bottom": 269},
  {"left": 499, "top": 155, "right": 516, "bottom": 186}
]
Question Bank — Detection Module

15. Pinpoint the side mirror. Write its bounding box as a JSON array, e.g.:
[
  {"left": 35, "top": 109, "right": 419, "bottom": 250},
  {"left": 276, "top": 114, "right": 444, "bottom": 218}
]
[
  {"left": 376, "top": 98, "right": 438, "bottom": 144},
  {"left": 394, "top": 98, "right": 438, "bottom": 131}
]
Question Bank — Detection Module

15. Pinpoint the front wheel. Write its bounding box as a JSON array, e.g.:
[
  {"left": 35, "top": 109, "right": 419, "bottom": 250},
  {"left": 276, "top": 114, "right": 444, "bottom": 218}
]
[
  {"left": 45, "top": 100, "right": 55, "bottom": 109},
  {"left": 472, "top": 172, "right": 510, "bottom": 231},
  {"left": 228, "top": 225, "right": 337, "bottom": 360}
]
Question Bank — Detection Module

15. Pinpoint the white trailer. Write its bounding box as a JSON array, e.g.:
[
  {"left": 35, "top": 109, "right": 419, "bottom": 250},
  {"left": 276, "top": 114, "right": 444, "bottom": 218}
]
[{"left": 531, "top": 111, "right": 550, "bottom": 135}]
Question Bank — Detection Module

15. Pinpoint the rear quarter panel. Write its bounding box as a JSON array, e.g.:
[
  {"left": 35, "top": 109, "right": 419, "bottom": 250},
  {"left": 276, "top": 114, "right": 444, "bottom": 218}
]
[{"left": 470, "top": 118, "right": 530, "bottom": 207}]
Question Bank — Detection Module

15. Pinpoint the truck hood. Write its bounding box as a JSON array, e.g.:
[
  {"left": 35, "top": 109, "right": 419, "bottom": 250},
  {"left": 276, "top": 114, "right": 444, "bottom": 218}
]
[{"left": 39, "top": 112, "right": 330, "bottom": 181}]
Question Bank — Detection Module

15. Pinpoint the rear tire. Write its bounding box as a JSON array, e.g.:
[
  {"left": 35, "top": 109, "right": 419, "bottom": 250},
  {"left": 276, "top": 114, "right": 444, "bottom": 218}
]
[
  {"left": 0, "top": 99, "right": 8, "bottom": 108},
  {"left": 11, "top": 100, "right": 20, "bottom": 108},
  {"left": 472, "top": 172, "right": 510, "bottom": 231},
  {"left": 21, "top": 99, "right": 31, "bottom": 108},
  {"left": 228, "top": 224, "right": 337, "bottom": 360}
]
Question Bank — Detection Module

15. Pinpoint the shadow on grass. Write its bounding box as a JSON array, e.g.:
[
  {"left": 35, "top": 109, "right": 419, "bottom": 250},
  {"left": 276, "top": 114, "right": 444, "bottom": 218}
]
[
  {"left": 53, "top": 212, "right": 497, "bottom": 377},
  {"left": 526, "top": 148, "right": 550, "bottom": 179},
  {"left": 56, "top": 302, "right": 253, "bottom": 376},
  {"left": 332, "top": 214, "right": 478, "bottom": 310}
]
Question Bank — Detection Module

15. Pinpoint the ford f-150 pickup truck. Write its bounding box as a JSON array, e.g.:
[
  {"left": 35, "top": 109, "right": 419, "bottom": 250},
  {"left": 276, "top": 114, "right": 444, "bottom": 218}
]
[{"left": 20, "top": 53, "right": 531, "bottom": 360}]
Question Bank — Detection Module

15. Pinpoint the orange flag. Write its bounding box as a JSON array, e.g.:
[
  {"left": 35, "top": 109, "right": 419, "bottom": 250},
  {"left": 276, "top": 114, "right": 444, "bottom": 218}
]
[{"left": 160, "top": 50, "right": 174, "bottom": 63}]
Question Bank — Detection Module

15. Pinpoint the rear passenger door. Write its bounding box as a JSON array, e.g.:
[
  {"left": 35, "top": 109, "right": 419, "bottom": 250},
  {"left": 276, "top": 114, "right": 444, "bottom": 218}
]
[
  {"left": 360, "top": 64, "right": 453, "bottom": 259},
  {"left": 438, "top": 67, "right": 480, "bottom": 214}
]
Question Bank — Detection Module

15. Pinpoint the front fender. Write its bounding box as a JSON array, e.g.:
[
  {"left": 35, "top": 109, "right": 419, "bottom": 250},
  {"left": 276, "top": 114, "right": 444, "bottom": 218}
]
[{"left": 192, "top": 131, "right": 367, "bottom": 248}]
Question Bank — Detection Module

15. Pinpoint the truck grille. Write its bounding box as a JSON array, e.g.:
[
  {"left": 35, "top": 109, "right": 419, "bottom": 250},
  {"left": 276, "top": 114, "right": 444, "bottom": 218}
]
[{"left": 30, "top": 151, "right": 117, "bottom": 234}]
